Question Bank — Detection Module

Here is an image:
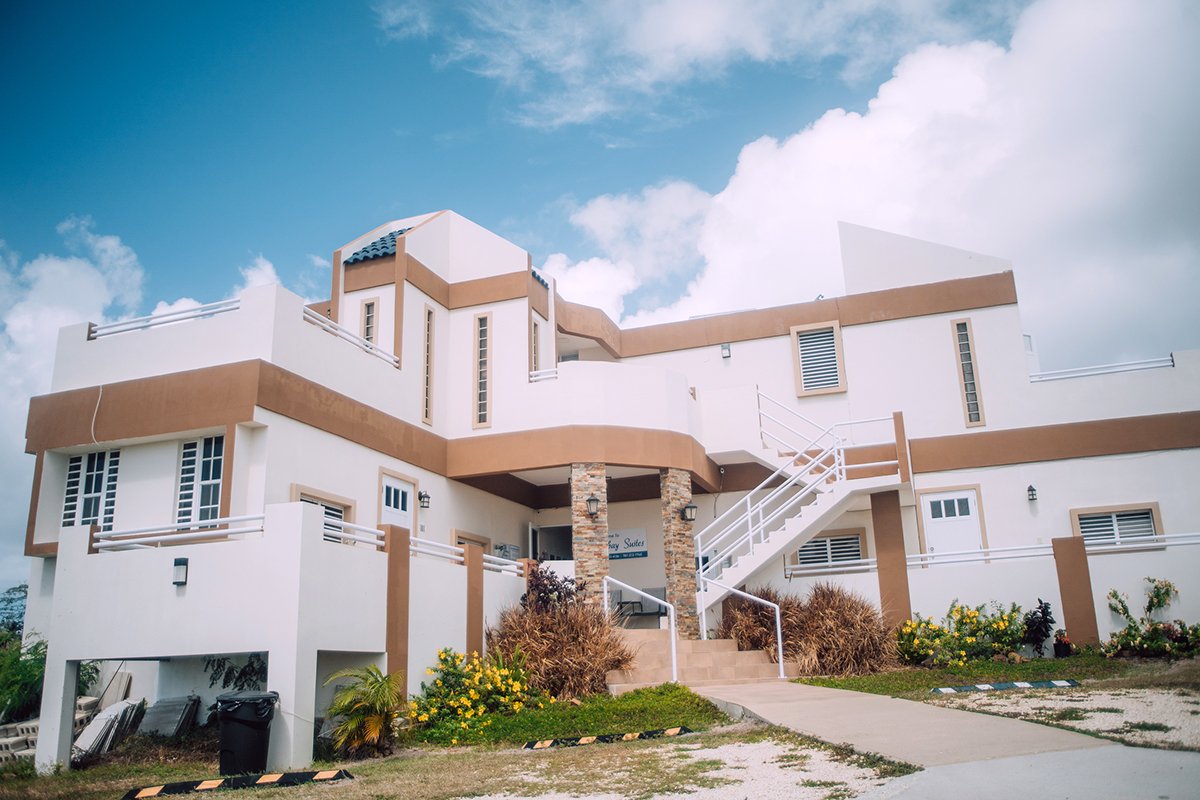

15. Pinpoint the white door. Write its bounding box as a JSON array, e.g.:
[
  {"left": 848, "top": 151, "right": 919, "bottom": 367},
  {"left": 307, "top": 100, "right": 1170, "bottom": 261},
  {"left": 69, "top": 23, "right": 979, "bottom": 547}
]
[
  {"left": 922, "top": 489, "right": 982, "bottom": 554},
  {"left": 381, "top": 475, "right": 414, "bottom": 530}
]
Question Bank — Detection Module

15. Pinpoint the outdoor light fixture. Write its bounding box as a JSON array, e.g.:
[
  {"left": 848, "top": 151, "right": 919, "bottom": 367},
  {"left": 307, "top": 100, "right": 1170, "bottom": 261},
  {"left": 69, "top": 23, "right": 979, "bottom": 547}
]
[
  {"left": 681, "top": 502, "right": 698, "bottom": 522},
  {"left": 418, "top": 491, "right": 431, "bottom": 509},
  {"left": 173, "top": 557, "right": 189, "bottom": 586},
  {"left": 1027, "top": 485, "right": 1038, "bottom": 502},
  {"left": 720, "top": 343, "right": 731, "bottom": 359},
  {"left": 586, "top": 494, "right": 600, "bottom": 517}
]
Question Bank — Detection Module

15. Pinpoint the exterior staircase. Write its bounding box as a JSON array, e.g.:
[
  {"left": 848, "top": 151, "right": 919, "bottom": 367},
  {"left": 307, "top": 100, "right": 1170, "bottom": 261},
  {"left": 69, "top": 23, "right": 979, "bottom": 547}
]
[
  {"left": 605, "top": 629, "right": 799, "bottom": 695},
  {"left": 695, "top": 395, "right": 904, "bottom": 615}
]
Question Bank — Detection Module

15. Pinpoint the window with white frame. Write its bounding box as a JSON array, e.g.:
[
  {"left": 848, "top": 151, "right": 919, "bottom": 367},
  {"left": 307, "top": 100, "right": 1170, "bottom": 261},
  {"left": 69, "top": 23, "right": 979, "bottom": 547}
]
[
  {"left": 300, "top": 494, "right": 348, "bottom": 543},
  {"left": 361, "top": 300, "right": 377, "bottom": 344},
  {"left": 1074, "top": 507, "right": 1158, "bottom": 546},
  {"left": 929, "top": 496, "right": 972, "bottom": 519},
  {"left": 530, "top": 318, "right": 540, "bottom": 374},
  {"left": 791, "top": 322, "right": 845, "bottom": 396},
  {"left": 474, "top": 313, "right": 491, "bottom": 426},
  {"left": 62, "top": 450, "right": 120, "bottom": 531},
  {"left": 796, "top": 533, "right": 863, "bottom": 565},
  {"left": 953, "top": 319, "right": 985, "bottom": 426},
  {"left": 176, "top": 435, "right": 224, "bottom": 525}
]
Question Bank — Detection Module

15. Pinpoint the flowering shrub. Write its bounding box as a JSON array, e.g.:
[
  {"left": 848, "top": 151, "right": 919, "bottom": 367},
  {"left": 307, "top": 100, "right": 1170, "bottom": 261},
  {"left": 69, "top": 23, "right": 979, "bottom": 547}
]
[
  {"left": 897, "top": 601, "right": 1025, "bottom": 667},
  {"left": 1102, "top": 577, "right": 1200, "bottom": 658},
  {"left": 408, "top": 647, "right": 550, "bottom": 744}
]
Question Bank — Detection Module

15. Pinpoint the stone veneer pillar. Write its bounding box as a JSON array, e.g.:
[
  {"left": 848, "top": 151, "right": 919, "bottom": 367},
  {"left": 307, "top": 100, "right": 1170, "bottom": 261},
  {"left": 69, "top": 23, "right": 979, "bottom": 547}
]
[
  {"left": 661, "top": 468, "right": 700, "bottom": 639},
  {"left": 570, "top": 462, "right": 608, "bottom": 603}
]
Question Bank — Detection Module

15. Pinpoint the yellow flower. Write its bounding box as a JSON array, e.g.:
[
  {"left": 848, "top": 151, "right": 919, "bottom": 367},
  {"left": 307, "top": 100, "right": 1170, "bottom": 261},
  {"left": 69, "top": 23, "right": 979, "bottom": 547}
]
[
  {"left": 451, "top": 738, "right": 458, "bottom": 745},
  {"left": 512, "top": 702, "right": 523, "bottom": 712},
  {"left": 426, "top": 668, "right": 434, "bottom": 675},
  {"left": 418, "top": 713, "right": 428, "bottom": 722}
]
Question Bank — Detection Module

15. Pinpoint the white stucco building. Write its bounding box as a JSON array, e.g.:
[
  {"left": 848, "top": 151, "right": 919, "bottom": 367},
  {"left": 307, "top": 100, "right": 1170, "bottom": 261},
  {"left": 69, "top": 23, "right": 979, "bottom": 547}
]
[{"left": 21, "top": 211, "right": 1200, "bottom": 771}]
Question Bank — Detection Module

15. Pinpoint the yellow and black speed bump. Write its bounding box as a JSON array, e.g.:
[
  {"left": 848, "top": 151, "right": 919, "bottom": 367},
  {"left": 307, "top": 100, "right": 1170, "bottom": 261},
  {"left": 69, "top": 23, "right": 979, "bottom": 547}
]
[
  {"left": 522, "top": 726, "right": 692, "bottom": 750},
  {"left": 121, "top": 769, "right": 353, "bottom": 798}
]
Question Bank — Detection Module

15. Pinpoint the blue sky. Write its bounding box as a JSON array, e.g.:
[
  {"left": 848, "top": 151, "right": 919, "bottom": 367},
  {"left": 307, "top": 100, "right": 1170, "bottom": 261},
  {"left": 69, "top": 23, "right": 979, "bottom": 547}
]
[{"left": 1, "top": 0, "right": 1198, "bottom": 588}]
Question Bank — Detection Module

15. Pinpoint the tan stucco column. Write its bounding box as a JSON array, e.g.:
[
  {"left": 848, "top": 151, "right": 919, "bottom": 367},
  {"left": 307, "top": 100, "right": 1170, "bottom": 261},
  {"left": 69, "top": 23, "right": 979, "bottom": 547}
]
[
  {"left": 571, "top": 462, "right": 608, "bottom": 603},
  {"left": 661, "top": 468, "right": 700, "bottom": 639},
  {"left": 871, "top": 490, "right": 913, "bottom": 629},
  {"left": 1052, "top": 536, "right": 1100, "bottom": 646}
]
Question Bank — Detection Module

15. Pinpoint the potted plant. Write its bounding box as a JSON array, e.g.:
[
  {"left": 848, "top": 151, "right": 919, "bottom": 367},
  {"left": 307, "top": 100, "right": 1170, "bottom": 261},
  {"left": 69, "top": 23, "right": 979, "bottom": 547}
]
[{"left": 1053, "top": 629, "right": 1072, "bottom": 658}]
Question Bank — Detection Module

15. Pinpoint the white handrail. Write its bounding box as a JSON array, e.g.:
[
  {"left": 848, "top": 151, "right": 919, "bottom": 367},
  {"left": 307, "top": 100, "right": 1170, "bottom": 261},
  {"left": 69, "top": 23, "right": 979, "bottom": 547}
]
[
  {"left": 302, "top": 306, "right": 400, "bottom": 368},
  {"left": 321, "top": 518, "right": 386, "bottom": 549},
  {"left": 1030, "top": 356, "right": 1174, "bottom": 382},
  {"left": 410, "top": 536, "right": 466, "bottom": 564},
  {"left": 698, "top": 579, "right": 785, "bottom": 679},
  {"left": 93, "top": 514, "right": 266, "bottom": 550},
  {"left": 602, "top": 577, "right": 677, "bottom": 683},
  {"left": 90, "top": 299, "right": 241, "bottom": 338},
  {"left": 785, "top": 557, "right": 879, "bottom": 578},
  {"left": 529, "top": 368, "right": 558, "bottom": 382},
  {"left": 482, "top": 553, "right": 524, "bottom": 576}
]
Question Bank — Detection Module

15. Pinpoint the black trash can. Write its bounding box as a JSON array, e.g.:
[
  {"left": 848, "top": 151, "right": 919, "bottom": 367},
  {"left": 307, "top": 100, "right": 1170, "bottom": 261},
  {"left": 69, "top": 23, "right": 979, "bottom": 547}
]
[{"left": 216, "top": 690, "right": 279, "bottom": 775}]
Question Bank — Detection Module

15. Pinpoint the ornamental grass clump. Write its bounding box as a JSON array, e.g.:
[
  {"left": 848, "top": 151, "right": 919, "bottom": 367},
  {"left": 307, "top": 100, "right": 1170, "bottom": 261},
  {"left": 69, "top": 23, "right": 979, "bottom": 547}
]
[
  {"left": 1103, "top": 577, "right": 1200, "bottom": 658},
  {"left": 717, "top": 583, "right": 894, "bottom": 675},
  {"left": 408, "top": 648, "right": 548, "bottom": 745},
  {"left": 897, "top": 601, "right": 1025, "bottom": 667}
]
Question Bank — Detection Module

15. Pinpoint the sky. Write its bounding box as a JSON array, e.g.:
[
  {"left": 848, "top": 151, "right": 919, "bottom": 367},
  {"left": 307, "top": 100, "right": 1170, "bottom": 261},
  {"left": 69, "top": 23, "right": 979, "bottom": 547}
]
[{"left": 1, "top": 0, "right": 1198, "bottom": 588}]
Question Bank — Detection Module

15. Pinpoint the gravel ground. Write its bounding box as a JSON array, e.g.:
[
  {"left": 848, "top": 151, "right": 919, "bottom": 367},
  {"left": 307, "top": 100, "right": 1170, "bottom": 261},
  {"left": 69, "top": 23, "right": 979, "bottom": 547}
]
[
  {"left": 468, "top": 737, "right": 897, "bottom": 799},
  {"left": 930, "top": 687, "right": 1200, "bottom": 750}
]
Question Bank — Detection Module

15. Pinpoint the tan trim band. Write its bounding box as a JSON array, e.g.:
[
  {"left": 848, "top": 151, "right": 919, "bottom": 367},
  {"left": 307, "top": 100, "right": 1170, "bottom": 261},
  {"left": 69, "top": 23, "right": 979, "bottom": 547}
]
[
  {"left": 555, "top": 272, "right": 1017, "bottom": 359},
  {"left": 909, "top": 411, "right": 1200, "bottom": 473}
]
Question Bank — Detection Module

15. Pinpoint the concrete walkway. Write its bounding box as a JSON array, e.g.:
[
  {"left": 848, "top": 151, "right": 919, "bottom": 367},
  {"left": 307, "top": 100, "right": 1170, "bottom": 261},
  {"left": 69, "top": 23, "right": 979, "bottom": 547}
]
[{"left": 697, "top": 681, "right": 1200, "bottom": 799}]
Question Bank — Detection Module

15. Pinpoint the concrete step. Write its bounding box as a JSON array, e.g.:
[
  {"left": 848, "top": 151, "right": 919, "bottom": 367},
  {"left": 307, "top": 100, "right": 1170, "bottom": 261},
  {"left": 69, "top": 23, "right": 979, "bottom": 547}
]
[{"left": 608, "top": 676, "right": 793, "bottom": 696}]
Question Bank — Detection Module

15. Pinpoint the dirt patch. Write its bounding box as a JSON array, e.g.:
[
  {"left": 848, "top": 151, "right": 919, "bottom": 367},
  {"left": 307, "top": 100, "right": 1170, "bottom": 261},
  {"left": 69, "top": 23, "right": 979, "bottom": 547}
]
[{"left": 931, "top": 687, "right": 1200, "bottom": 750}]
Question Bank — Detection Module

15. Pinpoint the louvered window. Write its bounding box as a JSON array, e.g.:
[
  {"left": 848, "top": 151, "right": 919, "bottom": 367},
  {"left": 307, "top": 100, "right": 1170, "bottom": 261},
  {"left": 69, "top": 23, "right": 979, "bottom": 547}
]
[
  {"left": 301, "top": 494, "right": 346, "bottom": 543},
  {"left": 474, "top": 313, "right": 491, "bottom": 426},
  {"left": 422, "top": 306, "right": 434, "bottom": 424},
  {"left": 62, "top": 450, "right": 120, "bottom": 531},
  {"left": 1077, "top": 509, "right": 1157, "bottom": 545},
  {"left": 954, "top": 320, "right": 985, "bottom": 425},
  {"left": 177, "top": 435, "right": 224, "bottom": 525},
  {"left": 797, "top": 534, "right": 862, "bottom": 565},
  {"left": 792, "top": 323, "right": 845, "bottom": 396}
]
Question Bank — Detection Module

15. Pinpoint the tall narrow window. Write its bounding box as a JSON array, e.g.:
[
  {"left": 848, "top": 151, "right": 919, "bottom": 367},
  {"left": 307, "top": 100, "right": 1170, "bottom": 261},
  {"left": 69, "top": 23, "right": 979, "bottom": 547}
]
[
  {"left": 361, "top": 300, "right": 377, "bottom": 344},
  {"left": 530, "top": 318, "right": 540, "bottom": 374},
  {"left": 422, "top": 306, "right": 434, "bottom": 424},
  {"left": 790, "top": 322, "right": 846, "bottom": 396},
  {"left": 474, "top": 313, "right": 491, "bottom": 427},
  {"left": 177, "top": 435, "right": 224, "bottom": 524},
  {"left": 62, "top": 450, "right": 120, "bottom": 531},
  {"left": 953, "top": 319, "right": 985, "bottom": 426}
]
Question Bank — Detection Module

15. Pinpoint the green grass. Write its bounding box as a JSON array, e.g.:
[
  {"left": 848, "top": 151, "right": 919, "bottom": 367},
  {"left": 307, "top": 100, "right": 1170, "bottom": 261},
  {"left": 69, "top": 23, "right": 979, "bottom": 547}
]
[
  {"left": 797, "top": 652, "right": 1136, "bottom": 698},
  {"left": 408, "top": 683, "right": 728, "bottom": 746},
  {"left": 1125, "top": 721, "right": 1172, "bottom": 732}
]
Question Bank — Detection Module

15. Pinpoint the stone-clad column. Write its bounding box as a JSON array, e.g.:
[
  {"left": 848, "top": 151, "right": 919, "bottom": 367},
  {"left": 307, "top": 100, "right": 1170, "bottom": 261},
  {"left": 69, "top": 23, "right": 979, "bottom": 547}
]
[
  {"left": 571, "top": 462, "right": 608, "bottom": 603},
  {"left": 661, "top": 468, "right": 700, "bottom": 639}
]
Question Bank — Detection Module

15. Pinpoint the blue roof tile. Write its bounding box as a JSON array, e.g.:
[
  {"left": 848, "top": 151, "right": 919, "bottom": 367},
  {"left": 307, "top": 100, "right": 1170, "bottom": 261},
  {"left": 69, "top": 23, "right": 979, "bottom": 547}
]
[{"left": 344, "top": 228, "right": 413, "bottom": 265}]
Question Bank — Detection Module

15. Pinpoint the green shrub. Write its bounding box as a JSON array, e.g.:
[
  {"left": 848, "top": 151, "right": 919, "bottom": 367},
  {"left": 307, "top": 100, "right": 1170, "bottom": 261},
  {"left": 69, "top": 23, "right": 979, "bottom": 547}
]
[
  {"left": 897, "top": 601, "right": 1024, "bottom": 667},
  {"left": 408, "top": 648, "right": 548, "bottom": 745},
  {"left": 1102, "top": 577, "right": 1200, "bottom": 658},
  {"left": 0, "top": 634, "right": 99, "bottom": 724},
  {"left": 323, "top": 664, "right": 406, "bottom": 757}
]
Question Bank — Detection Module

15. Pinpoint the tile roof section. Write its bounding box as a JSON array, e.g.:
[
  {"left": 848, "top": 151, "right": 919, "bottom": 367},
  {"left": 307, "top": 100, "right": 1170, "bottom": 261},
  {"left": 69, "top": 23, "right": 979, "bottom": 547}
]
[
  {"left": 532, "top": 270, "right": 549, "bottom": 289},
  {"left": 343, "top": 228, "right": 413, "bottom": 265}
]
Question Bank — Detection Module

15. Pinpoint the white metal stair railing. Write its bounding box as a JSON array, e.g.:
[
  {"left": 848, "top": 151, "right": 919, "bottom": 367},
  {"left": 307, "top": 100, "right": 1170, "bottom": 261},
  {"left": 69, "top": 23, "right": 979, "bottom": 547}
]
[
  {"left": 89, "top": 298, "right": 241, "bottom": 339},
  {"left": 697, "top": 578, "right": 785, "bottom": 679},
  {"left": 302, "top": 306, "right": 401, "bottom": 368},
  {"left": 602, "top": 576, "right": 678, "bottom": 683}
]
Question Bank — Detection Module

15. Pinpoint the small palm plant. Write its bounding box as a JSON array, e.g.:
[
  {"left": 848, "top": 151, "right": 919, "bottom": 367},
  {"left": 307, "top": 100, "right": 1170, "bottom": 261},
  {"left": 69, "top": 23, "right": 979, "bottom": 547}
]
[{"left": 323, "top": 665, "right": 406, "bottom": 757}]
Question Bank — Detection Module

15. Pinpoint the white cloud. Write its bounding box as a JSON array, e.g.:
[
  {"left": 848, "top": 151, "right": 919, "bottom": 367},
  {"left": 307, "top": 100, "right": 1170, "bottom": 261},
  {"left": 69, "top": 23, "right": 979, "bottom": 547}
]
[
  {"left": 232, "top": 255, "right": 281, "bottom": 297},
  {"left": 540, "top": 253, "right": 640, "bottom": 322},
  {"left": 383, "top": 0, "right": 1024, "bottom": 126},
  {"left": 544, "top": 0, "right": 1200, "bottom": 369}
]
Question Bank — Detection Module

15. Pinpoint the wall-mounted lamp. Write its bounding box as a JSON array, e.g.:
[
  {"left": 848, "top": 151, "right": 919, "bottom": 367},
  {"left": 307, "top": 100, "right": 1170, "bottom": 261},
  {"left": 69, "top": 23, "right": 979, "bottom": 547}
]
[
  {"left": 173, "top": 557, "right": 189, "bottom": 586},
  {"left": 681, "top": 502, "right": 698, "bottom": 523},
  {"left": 586, "top": 494, "right": 600, "bottom": 517},
  {"left": 1027, "top": 485, "right": 1038, "bottom": 502},
  {"left": 720, "top": 343, "right": 731, "bottom": 359},
  {"left": 418, "top": 491, "right": 431, "bottom": 509}
]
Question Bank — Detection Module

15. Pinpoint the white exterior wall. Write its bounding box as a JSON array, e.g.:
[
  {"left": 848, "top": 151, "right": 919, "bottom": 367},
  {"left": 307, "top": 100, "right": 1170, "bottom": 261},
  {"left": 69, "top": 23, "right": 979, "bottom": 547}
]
[
  {"left": 341, "top": 286, "right": 396, "bottom": 360},
  {"left": 840, "top": 222, "right": 1012, "bottom": 295},
  {"left": 402, "top": 211, "right": 528, "bottom": 284},
  {"left": 906, "top": 556, "right": 1062, "bottom": 621},
  {"left": 913, "top": 449, "right": 1200, "bottom": 549},
  {"left": 407, "top": 556, "right": 466, "bottom": 681},
  {"left": 1089, "top": 548, "right": 1200, "bottom": 639}
]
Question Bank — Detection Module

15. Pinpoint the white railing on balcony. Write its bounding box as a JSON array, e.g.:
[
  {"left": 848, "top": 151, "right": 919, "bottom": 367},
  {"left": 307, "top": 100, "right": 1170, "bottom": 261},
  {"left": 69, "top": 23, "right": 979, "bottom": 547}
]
[
  {"left": 302, "top": 306, "right": 400, "bottom": 368},
  {"left": 1029, "top": 356, "right": 1174, "bottom": 383},
  {"left": 92, "top": 514, "right": 265, "bottom": 551},
  {"left": 907, "top": 543, "right": 1054, "bottom": 568},
  {"left": 410, "top": 536, "right": 466, "bottom": 564},
  {"left": 482, "top": 553, "right": 524, "bottom": 576},
  {"left": 785, "top": 556, "right": 879, "bottom": 579},
  {"left": 529, "top": 368, "right": 558, "bottom": 382},
  {"left": 321, "top": 518, "right": 387, "bottom": 549},
  {"left": 89, "top": 299, "right": 241, "bottom": 339},
  {"left": 698, "top": 579, "right": 785, "bottom": 678},
  {"left": 603, "top": 576, "right": 677, "bottom": 683}
]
